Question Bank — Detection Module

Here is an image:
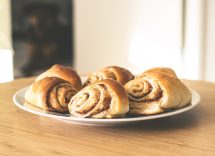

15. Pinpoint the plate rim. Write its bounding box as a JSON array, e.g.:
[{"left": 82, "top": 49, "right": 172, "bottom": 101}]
[{"left": 12, "top": 86, "right": 201, "bottom": 124}]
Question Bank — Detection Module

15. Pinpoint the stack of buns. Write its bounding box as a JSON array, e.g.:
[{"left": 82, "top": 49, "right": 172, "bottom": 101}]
[{"left": 25, "top": 64, "right": 192, "bottom": 118}]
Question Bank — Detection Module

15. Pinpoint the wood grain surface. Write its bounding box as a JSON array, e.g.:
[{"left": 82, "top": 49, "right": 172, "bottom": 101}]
[{"left": 0, "top": 77, "right": 215, "bottom": 156}]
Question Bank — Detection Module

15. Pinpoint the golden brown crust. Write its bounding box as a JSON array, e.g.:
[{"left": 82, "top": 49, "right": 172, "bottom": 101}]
[
  {"left": 69, "top": 79, "right": 129, "bottom": 118},
  {"left": 25, "top": 77, "right": 77, "bottom": 113},
  {"left": 125, "top": 68, "right": 191, "bottom": 115},
  {"left": 137, "top": 67, "right": 177, "bottom": 78},
  {"left": 36, "top": 64, "right": 82, "bottom": 91},
  {"left": 105, "top": 66, "right": 134, "bottom": 85},
  {"left": 84, "top": 66, "right": 134, "bottom": 86}
]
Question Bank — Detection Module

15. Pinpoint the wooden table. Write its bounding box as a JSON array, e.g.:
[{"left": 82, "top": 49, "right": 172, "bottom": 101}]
[{"left": 0, "top": 78, "right": 215, "bottom": 156}]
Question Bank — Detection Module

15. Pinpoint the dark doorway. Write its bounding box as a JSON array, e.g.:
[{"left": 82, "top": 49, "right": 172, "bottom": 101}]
[{"left": 11, "top": 0, "right": 73, "bottom": 77}]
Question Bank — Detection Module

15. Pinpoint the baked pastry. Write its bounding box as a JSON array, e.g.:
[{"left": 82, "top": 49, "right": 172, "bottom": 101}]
[
  {"left": 138, "top": 67, "right": 177, "bottom": 78},
  {"left": 25, "top": 77, "right": 77, "bottom": 113},
  {"left": 84, "top": 66, "right": 134, "bottom": 86},
  {"left": 124, "top": 69, "right": 192, "bottom": 115},
  {"left": 68, "top": 79, "right": 129, "bottom": 118},
  {"left": 36, "top": 64, "right": 82, "bottom": 91}
]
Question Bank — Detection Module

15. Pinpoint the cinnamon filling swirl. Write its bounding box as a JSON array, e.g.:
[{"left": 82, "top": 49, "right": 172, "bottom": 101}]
[
  {"left": 126, "top": 78, "right": 163, "bottom": 102},
  {"left": 84, "top": 71, "right": 117, "bottom": 86},
  {"left": 47, "top": 83, "right": 77, "bottom": 112},
  {"left": 69, "top": 84, "right": 112, "bottom": 117}
]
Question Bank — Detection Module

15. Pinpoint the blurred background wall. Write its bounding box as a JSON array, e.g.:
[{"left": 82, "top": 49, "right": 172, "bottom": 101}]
[
  {"left": 205, "top": 0, "right": 215, "bottom": 82},
  {"left": 74, "top": 0, "right": 182, "bottom": 75},
  {"left": 74, "top": 0, "right": 215, "bottom": 82},
  {"left": 0, "top": 0, "right": 215, "bottom": 82},
  {"left": 0, "top": 0, "right": 13, "bottom": 83},
  {"left": 0, "top": 0, "right": 12, "bottom": 46}
]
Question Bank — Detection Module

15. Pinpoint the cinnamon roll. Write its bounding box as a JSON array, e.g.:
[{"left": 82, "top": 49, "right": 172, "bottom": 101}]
[
  {"left": 25, "top": 77, "right": 77, "bottom": 113},
  {"left": 125, "top": 70, "right": 192, "bottom": 115},
  {"left": 69, "top": 79, "right": 129, "bottom": 118},
  {"left": 36, "top": 64, "right": 82, "bottom": 91},
  {"left": 84, "top": 66, "right": 134, "bottom": 86}
]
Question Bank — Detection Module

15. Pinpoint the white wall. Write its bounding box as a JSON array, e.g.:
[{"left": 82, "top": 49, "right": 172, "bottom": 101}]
[
  {"left": 74, "top": 0, "right": 132, "bottom": 74},
  {"left": 182, "top": 0, "right": 206, "bottom": 80},
  {"left": 74, "top": 0, "right": 183, "bottom": 75},
  {"left": 205, "top": 0, "right": 215, "bottom": 82},
  {"left": 0, "top": 0, "right": 13, "bottom": 83},
  {"left": 0, "top": 0, "right": 12, "bottom": 48}
]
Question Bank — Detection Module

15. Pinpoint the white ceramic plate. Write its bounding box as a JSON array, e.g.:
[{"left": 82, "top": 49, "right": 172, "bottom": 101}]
[{"left": 13, "top": 86, "right": 201, "bottom": 126}]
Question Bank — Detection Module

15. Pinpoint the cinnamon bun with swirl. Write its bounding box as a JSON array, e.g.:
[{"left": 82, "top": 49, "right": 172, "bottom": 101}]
[
  {"left": 125, "top": 68, "right": 191, "bottom": 115},
  {"left": 69, "top": 79, "right": 129, "bottom": 118},
  {"left": 25, "top": 77, "right": 77, "bottom": 113}
]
